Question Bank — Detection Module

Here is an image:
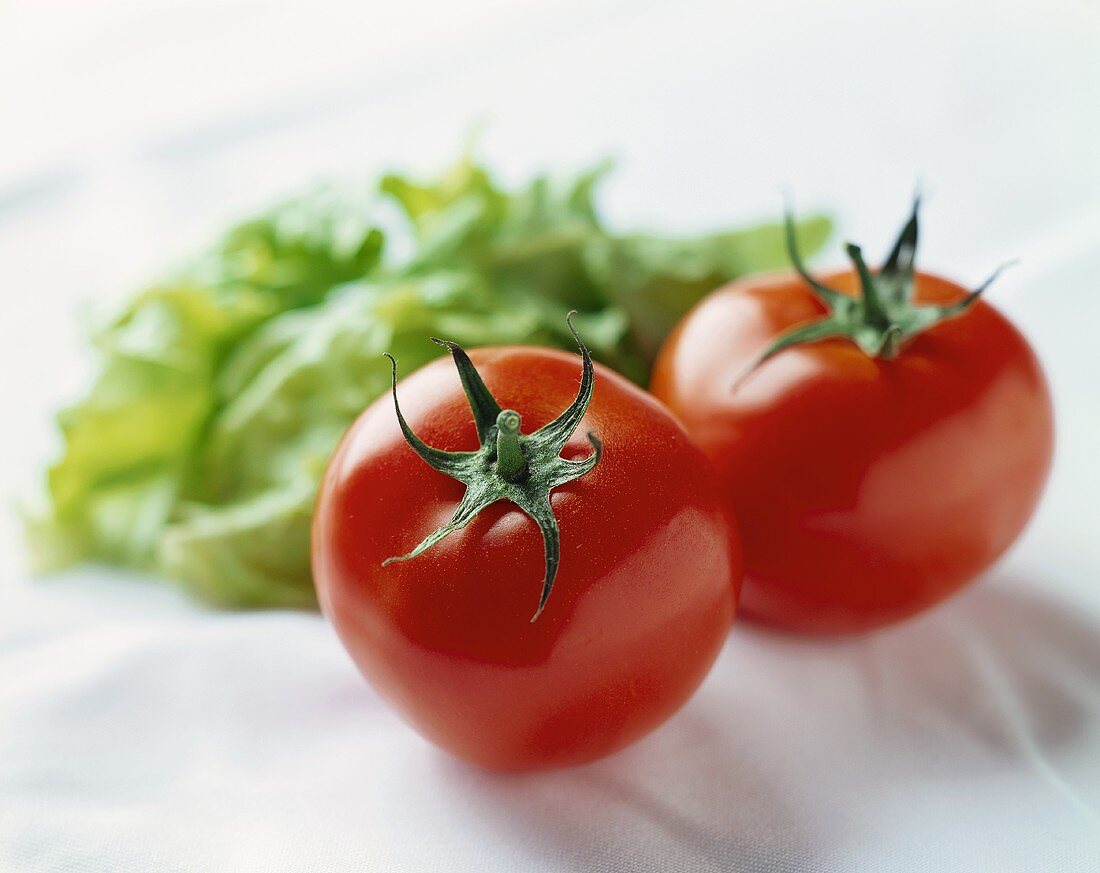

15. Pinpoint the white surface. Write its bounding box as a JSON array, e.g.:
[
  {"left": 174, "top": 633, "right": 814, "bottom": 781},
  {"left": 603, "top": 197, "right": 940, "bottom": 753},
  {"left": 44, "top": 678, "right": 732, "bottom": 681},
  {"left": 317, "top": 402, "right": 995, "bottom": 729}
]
[{"left": 2, "top": 1, "right": 1099, "bottom": 871}]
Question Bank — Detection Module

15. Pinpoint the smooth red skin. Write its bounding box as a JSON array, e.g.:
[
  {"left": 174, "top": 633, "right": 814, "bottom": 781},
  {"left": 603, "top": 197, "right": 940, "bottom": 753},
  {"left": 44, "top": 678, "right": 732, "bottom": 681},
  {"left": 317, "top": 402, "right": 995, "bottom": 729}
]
[
  {"left": 313, "top": 347, "right": 739, "bottom": 771},
  {"left": 651, "top": 270, "right": 1054, "bottom": 634}
]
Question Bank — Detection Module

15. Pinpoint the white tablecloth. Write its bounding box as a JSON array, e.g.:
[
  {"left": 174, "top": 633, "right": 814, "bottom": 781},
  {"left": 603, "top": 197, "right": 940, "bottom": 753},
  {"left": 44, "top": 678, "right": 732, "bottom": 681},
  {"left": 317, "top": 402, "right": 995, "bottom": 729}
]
[{"left": 2, "top": 1, "right": 1099, "bottom": 870}]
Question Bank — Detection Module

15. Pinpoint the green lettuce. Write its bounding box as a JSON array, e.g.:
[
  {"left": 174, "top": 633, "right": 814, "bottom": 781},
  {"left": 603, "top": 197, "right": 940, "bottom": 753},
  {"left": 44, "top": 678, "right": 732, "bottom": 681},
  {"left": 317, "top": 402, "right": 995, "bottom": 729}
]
[{"left": 28, "top": 157, "right": 829, "bottom": 608}]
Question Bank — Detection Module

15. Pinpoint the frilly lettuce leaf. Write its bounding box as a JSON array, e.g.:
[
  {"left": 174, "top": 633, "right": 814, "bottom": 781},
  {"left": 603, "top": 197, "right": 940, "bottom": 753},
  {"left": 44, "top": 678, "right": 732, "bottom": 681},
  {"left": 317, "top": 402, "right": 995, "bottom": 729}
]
[{"left": 29, "top": 158, "right": 829, "bottom": 608}]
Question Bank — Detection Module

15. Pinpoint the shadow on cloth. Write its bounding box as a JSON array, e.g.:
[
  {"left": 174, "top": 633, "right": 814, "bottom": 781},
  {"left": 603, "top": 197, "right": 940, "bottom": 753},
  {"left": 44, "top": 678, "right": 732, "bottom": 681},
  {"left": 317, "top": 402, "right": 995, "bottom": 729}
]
[
  {"left": 853, "top": 574, "right": 1099, "bottom": 766},
  {"left": 427, "top": 574, "right": 1098, "bottom": 870},
  {"left": 437, "top": 708, "right": 823, "bottom": 873}
]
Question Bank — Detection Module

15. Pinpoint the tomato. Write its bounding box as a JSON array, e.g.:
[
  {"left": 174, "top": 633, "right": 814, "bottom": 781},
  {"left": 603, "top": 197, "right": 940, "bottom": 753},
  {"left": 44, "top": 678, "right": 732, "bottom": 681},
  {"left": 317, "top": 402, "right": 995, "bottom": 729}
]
[
  {"left": 312, "top": 321, "right": 739, "bottom": 770},
  {"left": 651, "top": 206, "right": 1053, "bottom": 634}
]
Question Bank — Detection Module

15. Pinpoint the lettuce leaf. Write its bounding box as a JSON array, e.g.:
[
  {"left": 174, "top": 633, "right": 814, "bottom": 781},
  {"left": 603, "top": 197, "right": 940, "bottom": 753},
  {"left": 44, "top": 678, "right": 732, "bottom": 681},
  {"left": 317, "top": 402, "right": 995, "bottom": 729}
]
[{"left": 29, "top": 158, "right": 829, "bottom": 608}]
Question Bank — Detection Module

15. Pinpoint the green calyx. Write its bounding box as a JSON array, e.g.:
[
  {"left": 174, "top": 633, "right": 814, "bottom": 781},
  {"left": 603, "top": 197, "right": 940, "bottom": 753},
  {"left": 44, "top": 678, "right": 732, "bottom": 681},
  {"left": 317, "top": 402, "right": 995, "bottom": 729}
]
[
  {"left": 739, "top": 197, "right": 1013, "bottom": 383},
  {"left": 382, "top": 313, "right": 602, "bottom": 622}
]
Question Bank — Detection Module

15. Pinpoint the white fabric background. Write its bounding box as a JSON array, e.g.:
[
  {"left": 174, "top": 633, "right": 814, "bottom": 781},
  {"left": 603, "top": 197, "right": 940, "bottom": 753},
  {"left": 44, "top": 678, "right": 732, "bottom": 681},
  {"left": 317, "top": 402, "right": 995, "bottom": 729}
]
[{"left": 2, "top": 1, "right": 1099, "bottom": 870}]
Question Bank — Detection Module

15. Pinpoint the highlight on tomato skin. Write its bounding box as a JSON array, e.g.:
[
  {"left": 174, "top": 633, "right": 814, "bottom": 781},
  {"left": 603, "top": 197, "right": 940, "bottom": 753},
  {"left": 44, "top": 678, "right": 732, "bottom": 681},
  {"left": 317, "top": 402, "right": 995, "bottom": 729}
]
[
  {"left": 650, "top": 204, "right": 1054, "bottom": 635},
  {"left": 311, "top": 334, "right": 741, "bottom": 771}
]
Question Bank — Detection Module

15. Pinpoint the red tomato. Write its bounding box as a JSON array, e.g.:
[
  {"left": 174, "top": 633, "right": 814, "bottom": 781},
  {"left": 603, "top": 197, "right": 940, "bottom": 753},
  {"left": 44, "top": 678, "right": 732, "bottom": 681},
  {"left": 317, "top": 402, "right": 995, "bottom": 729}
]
[
  {"left": 651, "top": 266, "right": 1053, "bottom": 634},
  {"left": 313, "top": 338, "right": 739, "bottom": 770}
]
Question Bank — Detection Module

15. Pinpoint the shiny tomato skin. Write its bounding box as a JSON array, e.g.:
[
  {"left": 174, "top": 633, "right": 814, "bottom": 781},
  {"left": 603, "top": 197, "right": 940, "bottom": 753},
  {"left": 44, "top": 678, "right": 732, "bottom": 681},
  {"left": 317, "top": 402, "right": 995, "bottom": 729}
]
[
  {"left": 650, "top": 270, "right": 1053, "bottom": 634},
  {"left": 313, "top": 346, "right": 739, "bottom": 771}
]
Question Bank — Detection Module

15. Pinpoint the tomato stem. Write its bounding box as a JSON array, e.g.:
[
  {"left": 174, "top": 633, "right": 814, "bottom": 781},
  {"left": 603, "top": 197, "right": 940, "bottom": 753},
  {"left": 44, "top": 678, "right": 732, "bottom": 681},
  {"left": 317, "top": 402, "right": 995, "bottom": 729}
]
[
  {"left": 383, "top": 313, "right": 602, "bottom": 621},
  {"left": 495, "top": 410, "right": 528, "bottom": 482},
  {"left": 734, "top": 196, "right": 1012, "bottom": 388}
]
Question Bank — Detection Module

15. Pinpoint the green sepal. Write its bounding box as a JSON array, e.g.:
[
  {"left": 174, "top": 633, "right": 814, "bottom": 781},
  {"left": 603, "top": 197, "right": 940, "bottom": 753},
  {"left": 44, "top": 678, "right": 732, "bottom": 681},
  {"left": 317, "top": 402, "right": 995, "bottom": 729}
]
[
  {"left": 738, "top": 197, "right": 1013, "bottom": 385},
  {"left": 383, "top": 313, "right": 601, "bottom": 621}
]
